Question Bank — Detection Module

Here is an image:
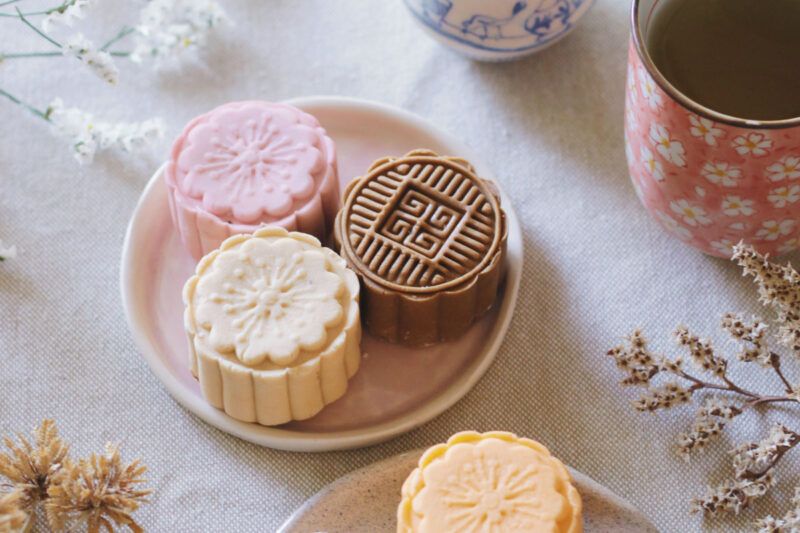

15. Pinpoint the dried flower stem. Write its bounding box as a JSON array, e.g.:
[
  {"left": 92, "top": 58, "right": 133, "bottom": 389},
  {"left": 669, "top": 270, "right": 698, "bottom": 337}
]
[
  {"left": 14, "top": 6, "right": 60, "bottom": 48},
  {"left": 608, "top": 243, "right": 800, "bottom": 524},
  {"left": 677, "top": 370, "right": 760, "bottom": 399},
  {"left": 0, "top": 87, "right": 48, "bottom": 120},
  {"left": 99, "top": 26, "right": 134, "bottom": 52},
  {"left": 741, "top": 436, "right": 799, "bottom": 482},
  {"left": 768, "top": 352, "right": 794, "bottom": 394},
  {"left": 0, "top": 0, "right": 82, "bottom": 17},
  {"left": 0, "top": 2, "right": 133, "bottom": 61}
]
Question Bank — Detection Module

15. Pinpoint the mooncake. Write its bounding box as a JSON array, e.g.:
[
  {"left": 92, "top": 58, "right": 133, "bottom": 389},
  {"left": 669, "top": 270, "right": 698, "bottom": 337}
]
[
  {"left": 166, "top": 101, "right": 340, "bottom": 260},
  {"left": 183, "top": 227, "right": 361, "bottom": 425},
  {"left": 334, "top": 150, "right": 507, "bottom": 345},
  {"left": 398, "top": 431, "right": 583, "bottom": 533}
]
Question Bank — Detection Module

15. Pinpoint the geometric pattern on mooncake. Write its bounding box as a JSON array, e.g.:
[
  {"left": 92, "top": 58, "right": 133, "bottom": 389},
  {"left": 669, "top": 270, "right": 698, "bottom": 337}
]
[
  {"left": 343, "top": 154, "right": 502, "bottom": 293},
  {"left": 378, "top": 186, "right": 465, "bottom": 260}
]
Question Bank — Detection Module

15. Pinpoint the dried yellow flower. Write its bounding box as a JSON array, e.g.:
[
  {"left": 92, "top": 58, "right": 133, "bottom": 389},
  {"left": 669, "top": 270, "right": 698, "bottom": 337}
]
[
  {"left": 45, "top": 443, "right": 150, "bottom": 533},
  {"left": 0, "top": 490, "right": 27, "bottom": 533},
  {"left": 0, "top": 419, "right": 69, "bottom": 516}
]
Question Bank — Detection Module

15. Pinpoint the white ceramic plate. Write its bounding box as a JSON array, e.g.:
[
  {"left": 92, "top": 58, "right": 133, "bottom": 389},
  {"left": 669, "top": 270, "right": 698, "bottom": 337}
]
[
  {"left": 278, "top": 448, "right": 659, "bottom": 532},
  {"left": 120, "top": 96, "right": 523, "bottom": 452}
]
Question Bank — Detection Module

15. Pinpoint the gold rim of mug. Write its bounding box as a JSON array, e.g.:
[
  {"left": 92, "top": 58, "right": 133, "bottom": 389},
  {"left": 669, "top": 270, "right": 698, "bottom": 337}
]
[{"left": 631, "top": 0, "right": 800, "bottom": 130}]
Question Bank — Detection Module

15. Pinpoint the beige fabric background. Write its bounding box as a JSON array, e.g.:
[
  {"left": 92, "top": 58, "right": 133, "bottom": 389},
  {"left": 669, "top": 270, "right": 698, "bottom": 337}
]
[{"left": 1, "top": 1, "right": 798, "bottom": 531}]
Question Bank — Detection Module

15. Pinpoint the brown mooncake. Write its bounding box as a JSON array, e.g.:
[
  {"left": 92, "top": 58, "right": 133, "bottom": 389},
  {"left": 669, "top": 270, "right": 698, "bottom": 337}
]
[{"left": 334, "top": 150, "right": 507, "bottom": 346}]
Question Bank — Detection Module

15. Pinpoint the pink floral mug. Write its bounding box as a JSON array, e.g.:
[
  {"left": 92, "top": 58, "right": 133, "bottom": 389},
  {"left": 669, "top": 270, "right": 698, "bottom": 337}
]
[{"left": 625, "top": 0, "right": 800, "bottom": 257}]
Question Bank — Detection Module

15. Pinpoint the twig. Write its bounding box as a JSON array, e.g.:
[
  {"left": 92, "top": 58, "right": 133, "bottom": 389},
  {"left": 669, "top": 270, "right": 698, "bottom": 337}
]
[
  {"left": 0, "top": 51, "right": 62, "bottom": 58},
  {"left": 1, "top": 50, "right": 130, "bottom": 59},
  {"left": 0, "top": 0, "right": 81, "bottom": 17},
  {"left": 747, "top": 396, "right": 799, "bottom": 408},
  {"left": 770, "top": 352, "right": 794, "bottom": 394},
  {"left": 14, "top": 6, "right": 61, "bottom": 48},
  {"left": 100, "top": 26, "right": 134, "bottom": 51},
  {"left": 678, "top": 370, "right": 761, "bottom": 400},
  {"left": 0, "top": 87, "right": 49, "bottom": 120},
  {"left": 741, "top": 432, "right": 800, "bottom": 481}
]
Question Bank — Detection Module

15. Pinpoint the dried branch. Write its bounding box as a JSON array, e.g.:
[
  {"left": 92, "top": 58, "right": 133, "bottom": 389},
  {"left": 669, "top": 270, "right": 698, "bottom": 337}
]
[{"left": 608, "top": 243, "right": 800, "bottom": 527}]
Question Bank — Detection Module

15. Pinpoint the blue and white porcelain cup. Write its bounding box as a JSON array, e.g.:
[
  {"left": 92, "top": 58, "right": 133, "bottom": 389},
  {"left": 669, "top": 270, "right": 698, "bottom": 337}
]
[{"left": 402, "top": 0, "right": 596, "bottom": 61}]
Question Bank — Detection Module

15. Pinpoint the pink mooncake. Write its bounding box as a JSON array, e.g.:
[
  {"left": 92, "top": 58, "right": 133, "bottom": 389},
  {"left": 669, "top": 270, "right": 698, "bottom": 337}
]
[{"left": 165, "top": 101, "right": 340, "bottom": 260}]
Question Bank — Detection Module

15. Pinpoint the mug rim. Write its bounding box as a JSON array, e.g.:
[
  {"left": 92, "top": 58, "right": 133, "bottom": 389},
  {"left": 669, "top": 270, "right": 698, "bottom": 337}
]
[{"left": 631, "top": 0, "right": 800, "bottom": 130}]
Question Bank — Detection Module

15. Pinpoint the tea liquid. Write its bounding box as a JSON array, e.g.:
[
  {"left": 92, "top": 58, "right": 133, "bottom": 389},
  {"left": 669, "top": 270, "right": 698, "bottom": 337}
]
[{"left": 646, "top": 0, "right": 800, "bottom": 120}]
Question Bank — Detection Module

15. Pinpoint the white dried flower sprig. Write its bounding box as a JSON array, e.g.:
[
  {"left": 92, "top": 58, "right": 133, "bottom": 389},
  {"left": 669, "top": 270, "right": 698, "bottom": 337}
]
[
  {"left": 608, "top": 243, "right": 800, "bottom": 527},
  {"left": 757, "top": 487, "right": 800, "bottom": 532},
  {"left": 131, "top": 0, "right": 228, "bottom": 64},
  {"left": 63, "top": 33, "right": 118, "bottom": 84},
  {"left": 1, "top": 0, "right": 229, "bottom": 165},
  {"left": 677, "top": 397, "right": 741, "bottom": 456},
  {"left": 734, "top": 245, "right": 800, "bottom": 357},
  {"left": 0, "top": 239, "right": 16, "bottom": 262},
  {"left": 692, "top": 472, "right": 776, "bottom": 516},
  {"left": 46, "top": 98, "right": 166, "bottom": 164},
  {"left": 41, "top": 0, "right": 97, "bottom": 33}
]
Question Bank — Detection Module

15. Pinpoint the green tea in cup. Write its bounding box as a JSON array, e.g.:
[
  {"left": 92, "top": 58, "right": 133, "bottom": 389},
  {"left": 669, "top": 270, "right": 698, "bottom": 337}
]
[{"left": 646, "top": 0, "right": 800, "bottom": 121}]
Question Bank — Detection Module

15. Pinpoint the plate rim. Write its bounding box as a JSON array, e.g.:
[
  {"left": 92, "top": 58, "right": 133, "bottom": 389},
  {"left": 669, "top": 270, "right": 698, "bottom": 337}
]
[
  {"left": 277, "top": 447, "right": 659, "bottom": 532},
  {"left": 120, "top": 95, "right": 524, "bottom": 452}
]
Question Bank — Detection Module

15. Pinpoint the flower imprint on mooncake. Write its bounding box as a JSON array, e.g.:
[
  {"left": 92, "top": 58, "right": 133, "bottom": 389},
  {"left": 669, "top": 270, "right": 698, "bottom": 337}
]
[
  {"left": 180, "top": 106, "right": 324, "bottom": 222},
  {"left": 432, "top": 458, "right": 548, "bottom": 530},
  {"left": 193, "top": 237, "right": 344, "bottom": 366},
  {"left": 399, "top": 432, "right": 581, "bottom": 533}
]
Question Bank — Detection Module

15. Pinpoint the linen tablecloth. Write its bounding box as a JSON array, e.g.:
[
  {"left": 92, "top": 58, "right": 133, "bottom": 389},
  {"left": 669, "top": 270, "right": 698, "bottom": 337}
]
[{"left": 2, "top": 1, "right": 797, "bottom": 531}]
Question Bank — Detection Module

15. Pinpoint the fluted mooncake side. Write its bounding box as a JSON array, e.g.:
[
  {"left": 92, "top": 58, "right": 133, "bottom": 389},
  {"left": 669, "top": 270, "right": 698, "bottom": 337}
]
[
  {"left": 166, "top": 101, "right": 340, "bottom": 260},
  {"left": 183, "top": 227, "right": 361, "bottom": 426},
  {"left": 334, "top": 150, "right": 507, "bottom": 345}
]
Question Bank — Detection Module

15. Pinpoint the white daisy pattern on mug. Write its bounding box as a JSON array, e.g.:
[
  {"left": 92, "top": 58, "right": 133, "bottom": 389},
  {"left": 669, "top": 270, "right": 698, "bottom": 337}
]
[
  {"left": 710, "top": 239, "right": 736, "bottom": 256},
  {"left": 638, "top": 67, "right": 663, "bottom": 110},
  {"left": 778, "top": 238, "right": 800, "bottom": 253},
  {"left": 631, "top": 175, "right": 645, "bottom": 203},
  {"left": 732, "top": 132, "right": 772, "bottom": 157},
  {"left": 756, "top": 220, "right": 795, "bottom": 241},
  {"left": 767, "top": 156, "right": 800, "bottom": 181},
  {"left": 640, "top": 146, "right": 664, "bottom": 181},
  {"left": 627, "top": 64, "right": 638, "bottom": 105},
  {"left": 649, "top": 123, "right": 686, "bottom": 166},
  {"left": 767, "top": 185, "right": 800, "bottom": 208},
  {"left": 670, "top": 199, "right": 711, "bottom": 227},
  {"left": 702, "top": 161, "right": 741, "bottom": 187},
  {"left": 721, "top": 196, "right": 755, "bottom": 217},
  {"left": 656, "top": 211, "right": 692, "bottom": 240},
  {"left": 625, "top": 40, "right": 800, "bottom": 257},
  {"left": 626, "top": 105, "right": 638, "bottom": 131},
  {"left": 625, "top": 135, "right": 633, "bottom": 163},
  {"left": 689, "top": 115, "right": 723, "bottom": 147},
  {"left": 729, "top": 222, "right": 746, "bottom": 232}
]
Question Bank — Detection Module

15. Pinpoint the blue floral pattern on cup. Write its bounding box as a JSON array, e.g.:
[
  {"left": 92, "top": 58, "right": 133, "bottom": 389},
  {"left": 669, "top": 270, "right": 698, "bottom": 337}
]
[{"left": 404, "top": 0, "right": 592, "bottom": 58}]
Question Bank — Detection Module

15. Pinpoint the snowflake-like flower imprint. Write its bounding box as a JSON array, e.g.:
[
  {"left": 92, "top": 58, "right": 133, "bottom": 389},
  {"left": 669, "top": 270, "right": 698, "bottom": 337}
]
[
  {"left": 415, "top": 440, "right": 571, "bottom": 532},
  {"left": 195, "top": 238, "right": 343, "bottom": 366},
  {"left": 440, "top": 459, "right": 545, "bottom": 530},
  {"left": 182, "top": 107, "right": 323, "bottom": 222}
]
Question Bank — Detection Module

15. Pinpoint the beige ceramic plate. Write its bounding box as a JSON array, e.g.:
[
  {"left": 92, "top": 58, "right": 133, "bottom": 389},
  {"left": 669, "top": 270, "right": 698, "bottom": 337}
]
[
  {"left": 278, "top": 448, "right": 659, "bottom": 532},
  {"left": 121, "top": 97, "right": 523, "bottom": 452}
]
